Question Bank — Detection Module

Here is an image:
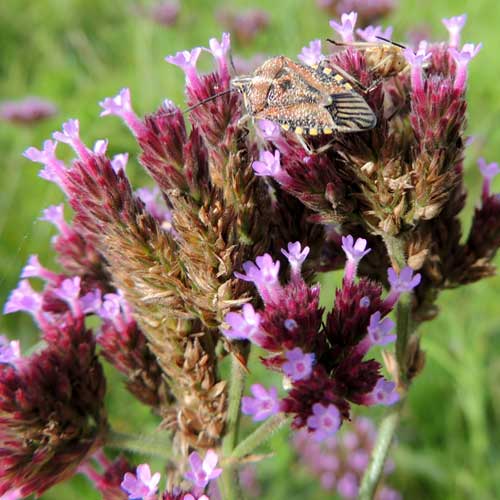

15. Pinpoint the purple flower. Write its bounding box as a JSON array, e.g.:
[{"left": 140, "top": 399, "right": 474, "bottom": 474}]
[
  {"left": 40, "top": 204, "right": 67, "bottom": 232},
  {"left": 403, "top": 45, "right": 431, "bottom": 93},
  {"left": 3, "top": 280, "right": 43, "bottom": 321},
  {"left": 388, "top": 266, "right": 421, "bottom": 294},
  {"left": 307, "top": 403, "right": 341, "bottom": 441},
  {"left": 235, "top": 254, "right": 281, "bottom": 303},
  {"left": 93, "top": 139, "right": 108, "bottom": 155},
  {"left": 53, "top": 277, "right": 82, "bottom": 316},
  {"left": 222, "top": 303, "right": 263, "bottom": 344},
  {"left": 282, "top": 348, "right": 315, "bottom": 382},
  {"left": 281, "top": 241, "right": 310, "bottom": 279},
  {"left": 257, "top": 119, "right": 282, "bottom": 141},
  {"left": 165, "top": 47, "right": 202, "bottom": 86},
  {"left": 252, "top": 149, "right": 282, "bottom": 177},
  {"left": 53, "top": 119, "right": 89, "bottom": 160},
  {"left": 356, "top": 25, "right": 393, "bottom": 42},
  {"left": 341, "top": 235, "right": 371, "bottom": 282},
  {"left": 242, "top": 384, "right": 280, "bottom": 421},
  {"left": 478, "top": 157, "right": 500, "bottom": 200},
  {"left": 367, "top": 311, "right": 396, "bottom": 346},
  {"left": 149, "top": 1, "right": 180, "bottom": 27},
  {"left": 99, "top": 88, "right": 146, "bottom": 137},
  {"left": 330, "top": 12, "right": 358, "bottom": 42},
  {"left": 110, "top": 153, "right": 129, "bottom": 174},
  {"left": 442, "top": 14, "right": 467, "bottom": 48},
  {"left": 23, "top": 140, "right": 67, "bottom": 192},
  {"left": 337, "top": 472, "right": 358, "bottom": 498},
  {"left": 206, "top": 32, "right": 231, "bottom": 78},
  {"left": 0, "top": 336, "right": 21, "bottom": 365},
  {"left": 20, "top": 255, "right": 58, "bottom": 282},
  {"left": 80, "top": 289, "right": 102, "bottom": 314},
  {"left": 366, "top": 379, "right": 399, "bottom": 406},
  {"left": 121, "top": 464, "right": 161, "bottom": 499},
  {"left": 0, "top": 97, "right": 57, "bottom": 125},
  {"left": 184, "top": 449, "right": 222, "bottom": 489},
  {"left": 449, "top": 43, "right": 482, "bottom": 92},
  {"left": 298, "top": 39, "right": 323, "bottom": 66}
]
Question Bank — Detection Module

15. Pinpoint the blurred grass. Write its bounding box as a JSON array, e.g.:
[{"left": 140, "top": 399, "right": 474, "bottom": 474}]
[{"left": 1, "top": 0, "right": 500, "bottom": 498}]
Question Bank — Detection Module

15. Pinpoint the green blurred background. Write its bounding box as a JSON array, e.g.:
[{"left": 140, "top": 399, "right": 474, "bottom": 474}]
[{"left": 1, "top": 0, "right": 499, "bottom": 498}]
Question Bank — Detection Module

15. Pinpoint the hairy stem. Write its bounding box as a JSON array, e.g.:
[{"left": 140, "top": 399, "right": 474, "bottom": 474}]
[
  {"left": 106, "top": 429, "right": 172, "bottom": 459},
  {"left": 220, "top": 355, "right": 247, "bottom": 500},
  {"left": 231, "top": 414, "right": 290, "bottom": 460},
  {"left": 358, "top": 402, "right": 404, "bottom": 500}
]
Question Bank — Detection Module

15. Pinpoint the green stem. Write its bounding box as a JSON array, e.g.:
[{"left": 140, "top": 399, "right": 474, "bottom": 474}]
[
  {"left": 106, "top": 429, "right": 172, "bottom": 459},
  {"left": 220, "top": 356, "right": 247, "bottom": 500},
  {"left": 231, "top": 414, "right": 290, "bottom": 460},
  {"left": 358, "top": 232, "right": 413, "bottom": 498},
  {"left": 358, "top": 402, "right": 404, "bottom": 500}
]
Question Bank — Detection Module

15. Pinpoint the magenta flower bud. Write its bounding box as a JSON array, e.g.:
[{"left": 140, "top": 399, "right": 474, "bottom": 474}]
[
  {"left": 99, "top": 88, "right": 146, "bottom": 137},
  {"left": 449, "top": 42, "right": 482, "bottom": 92},
  {"left": 23, "top": 140, "right": 68, "bottom": 192},
  {"left": 121, "top": 464, "right": 161, "bottom": 500},
  {"left": 442, "top": 14, "right": 467, "bottom": 48},
  {"left": 206, "top": 32, "right": 231, "bottom": 80},
  {"left": 0, "top": 335, "right": 21, "bottom": 365},
  {"left": 222, "top": 303, "right": 264, "bottom": 345},
  {"left": 281, "top": 241, "right": 310, "bottom": 279},
  {"left": 307, "top": 403, "right": 341, "bottom": 442},
  {"left": 3, "top": 280, "right": 43, "bottom": 321},
  {"left": 329, "top": 12, "right": 358, "bottom": 42},
  {"left": 235, "top": 254, "right": 282, "bottom": 303},
  {"left": 341, "top": 235, "right": 371, "bottom": 283},
  {"left": 478, "top": 157, "right": 500, "bottom": 200},
  {"left": 282, "top": 347, "right": 315, "bottom": 382},
  {"left": 242, "top": 384, "right": 280, "bottom": 421},
  {"left": 298, "top": 39, "right": 323, "bottom": 66},
  {"left": 367, "top": 311, "right": 396, "bottom": 346},
  {"left": 365, "top": 379, "right": 399, "bottom": 406},
  {"left": 356, "top": 25, "right": 393, "bottom": 42},
  {"left": 53, "top": 119, "right": 90, "bottom": 160},
  {"left": 184, "top": 449, "right": 222, "bottom": 489},
  {"left": 21, "top": 255, "right": 59, "bottom": 285},
  {"left": 165, "top": 47, "right": 202, "bottom": 87}
]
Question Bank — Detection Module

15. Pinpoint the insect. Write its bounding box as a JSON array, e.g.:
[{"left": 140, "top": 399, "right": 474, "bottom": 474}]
[
  {"left": 327, "top": 37, "right": 409, "bottom": 79},
  {"left": 231, "top": 55, "right": 377, "bottom": 142}
]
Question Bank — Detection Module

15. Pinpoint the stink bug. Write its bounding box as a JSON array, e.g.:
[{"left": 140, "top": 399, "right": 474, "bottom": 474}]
[{"left": 231, "top": 55, "right": 377, "bottom": 139}]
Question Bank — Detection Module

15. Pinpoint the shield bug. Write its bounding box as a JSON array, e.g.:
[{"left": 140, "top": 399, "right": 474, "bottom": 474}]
[{"left": 231, "top": 55, "right": 377, "bottom": 139}]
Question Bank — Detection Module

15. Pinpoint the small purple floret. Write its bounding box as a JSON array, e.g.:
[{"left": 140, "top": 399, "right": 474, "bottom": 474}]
[
  {"left": 0, "top": 335, "right": 21, "bottom": 364},
  {"left": 252, "top": 149, "right": 282, "bottom": 177},
  {"left": 53, "top": 118, "right": 90, "bottom": 160},
  {"left": 3, "top": 280, "right": 43, "bottom": 319},
  {"left": 388, "top": 266, "right": 421, "bottom": 293},
  {"left": 341, "top": 235, "right": 371, "bottom": 282},
  {"left": 242, "top": 384, "right": 280, "bottom": 421},
  {"left": 235, "top": 254, "right": 281, "bottom": 303},
  {"left": 367, "top": 379, "right": 400, "bottom": 406},
  {"left": 222, "top": 303, "right": 263, "bottom": 344},
  {"left": 367, "top": 311, "right": 396, "bottom": 346},
  {"left": 298, "top": 39, "right": 323, "bottom": 66},
  {"left": 121, "top": 464, "right": 161, "bottom": 499},
  {"left": 356, "top": 25, "right": 393, "bottom": 42},
  {"left": 329, "top": 12, "right": 358, "bottom": 43},
  {"left": 165, "top": 47, "right": 202, "bottom": 86},
  {"left": 282, "top": 348, "right": 315, "bottom": 382},
  {"left": 307, "top": 403, "right": 341, "bottom": 441},
  {"left": 184, "top": 449, "right": 222, "bottom": 489},
  {"left": 99, "top": 88, "right": 145, "bottom": 137},
  {"left": 442, "top": 14, "right": 467, "bottom": 48},
  {"left": 281, "top": 241, "right": 310, "bottom": 278},
  {"left": 449, "top": 43, "right": 482, "bottom": 92}
]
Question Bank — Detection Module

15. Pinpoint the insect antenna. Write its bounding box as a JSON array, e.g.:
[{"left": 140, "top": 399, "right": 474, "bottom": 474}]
[
  {"left": 181, "top": 89, "right": 235, "bottom": 114},
  {"left": 374, "top": 36, "right": 407, "bottom": 50}
]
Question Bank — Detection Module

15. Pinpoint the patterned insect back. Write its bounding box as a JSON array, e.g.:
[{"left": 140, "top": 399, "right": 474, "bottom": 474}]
[{"left": 231, "top": 55, "right": 376, "bottom": 137}]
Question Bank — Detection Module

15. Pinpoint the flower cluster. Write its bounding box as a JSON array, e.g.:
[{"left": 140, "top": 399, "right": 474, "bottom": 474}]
[
  {"left": 223, "top": 237, "right": 418, "bottom": 437},
  {"left": 293, "top": 416, "right": 400, "bottom": 499}
]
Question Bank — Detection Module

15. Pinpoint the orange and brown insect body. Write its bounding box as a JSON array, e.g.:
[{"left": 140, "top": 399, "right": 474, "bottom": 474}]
[{"left": 231, "top": 55, "right": 377, "bottom": 139}]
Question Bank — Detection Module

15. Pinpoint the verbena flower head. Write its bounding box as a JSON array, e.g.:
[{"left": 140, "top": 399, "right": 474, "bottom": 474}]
[{"left": 0, "top": 96, "right": 57, "bottom": 125}]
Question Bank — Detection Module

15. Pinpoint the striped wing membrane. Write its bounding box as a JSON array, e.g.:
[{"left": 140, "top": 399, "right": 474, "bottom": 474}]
[{"left": 327, "top": 92, "right": 377, "bottom": 132}]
